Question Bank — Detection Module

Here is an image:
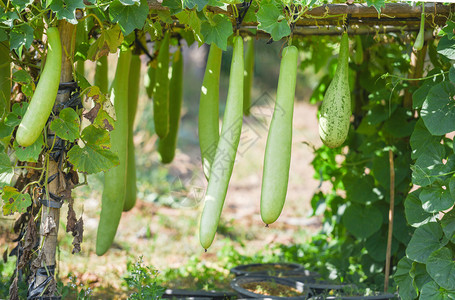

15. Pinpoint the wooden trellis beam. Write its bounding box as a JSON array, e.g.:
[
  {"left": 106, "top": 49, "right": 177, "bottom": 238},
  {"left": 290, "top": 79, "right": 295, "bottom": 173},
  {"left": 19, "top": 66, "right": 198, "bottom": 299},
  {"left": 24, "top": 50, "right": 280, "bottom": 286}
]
[{"left": 147, "top": 1, "right": 454, "bottom": 36}]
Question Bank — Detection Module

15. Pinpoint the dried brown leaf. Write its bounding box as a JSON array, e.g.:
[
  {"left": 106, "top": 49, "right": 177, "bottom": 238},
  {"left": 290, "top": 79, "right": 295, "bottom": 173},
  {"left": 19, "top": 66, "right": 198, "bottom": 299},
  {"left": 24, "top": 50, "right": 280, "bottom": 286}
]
[{"left": 72, "top": 217, "right": 84, "bottom": 254}]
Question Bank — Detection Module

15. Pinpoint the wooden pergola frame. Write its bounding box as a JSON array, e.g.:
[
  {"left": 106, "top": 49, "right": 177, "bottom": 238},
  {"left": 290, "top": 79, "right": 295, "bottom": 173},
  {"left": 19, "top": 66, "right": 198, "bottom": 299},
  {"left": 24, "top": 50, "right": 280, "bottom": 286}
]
[{"left": 147, "top": 1, "right": 455, "bottom": 36}]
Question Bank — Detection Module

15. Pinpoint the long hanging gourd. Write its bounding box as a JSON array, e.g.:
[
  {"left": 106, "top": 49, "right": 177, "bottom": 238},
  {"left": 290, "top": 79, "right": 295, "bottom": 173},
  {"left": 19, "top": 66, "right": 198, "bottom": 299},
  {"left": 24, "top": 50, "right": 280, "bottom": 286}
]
[
  {"left": 95, "top": 55, "right": 109, "bottom": 94},
  {"left": 96, "top": 48, "right": 131, "bottom": 256},
  {"left": 144, "top": 61, "right": 156, "bottom": 99},
  {"left": 0, "top": 41, "right": 11, "bottom": 118},
  {"left": 413, "top": 5, "right": 425, "bottom": 51},
  {"left": 153, "top": 31, "right": 170, "bottom": 138},
  {"left": 158, "top": 47, "right": 184, "bottom": 164},
  {"left": 199, "top": 36, "right": 244, "bottom": 250},
  {"left": 198, "top": 44, "right": 222, "bottom": 180},
  {"left": 318, "top": 32, "right": 351, "bottom": 148},
  {"left": 123, "top": 54, "right": 141, "bottom": 211},
  {"left": 243, "top": 38, "right": 254, "bottom": 116},
  {"left": 75, "top": 19, "right": 87, "bottom": 79},
  {"left": 16, "top": 27, "right": 62, "bottom": 147},
  {"left": 260, "top": 45, "right": 298, "bottom": 225},
  {"left": 353, "top": 35, "right": 363, "bottom": 65}
]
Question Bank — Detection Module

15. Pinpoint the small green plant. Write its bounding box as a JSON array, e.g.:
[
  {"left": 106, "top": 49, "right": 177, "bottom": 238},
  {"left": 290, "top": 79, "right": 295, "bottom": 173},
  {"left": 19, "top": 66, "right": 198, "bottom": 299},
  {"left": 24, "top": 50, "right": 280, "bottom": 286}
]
[
  {"left": 57, "top": 273, "right": 92, "bottom": 300},
  {"left": 124, "top": 256, "right": 165, "bottom": 300}
]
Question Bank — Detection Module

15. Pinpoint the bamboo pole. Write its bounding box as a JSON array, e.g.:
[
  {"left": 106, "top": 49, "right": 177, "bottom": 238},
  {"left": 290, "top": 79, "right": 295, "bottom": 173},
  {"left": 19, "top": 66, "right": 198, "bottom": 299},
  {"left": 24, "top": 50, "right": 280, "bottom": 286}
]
[
  {"left": 148, "top": 1, "right": 454, "bottom": 28},
  {"left": 384, "top": 149, "right": 395, "bottom": 292}
]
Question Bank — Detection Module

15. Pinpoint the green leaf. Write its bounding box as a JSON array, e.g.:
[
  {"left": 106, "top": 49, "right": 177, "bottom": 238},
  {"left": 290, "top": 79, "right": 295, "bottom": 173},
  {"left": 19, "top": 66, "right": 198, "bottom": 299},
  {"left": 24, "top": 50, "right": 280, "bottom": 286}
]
[
  {"left": 450, "top": 65, "right": 455, "bottom": 83},
  {"left": 410, "top": 119, "right": 444, "bottom": 160},
  {"left": 382, "top": 107, "right": 415, "bottom": 138},
  {"left": 406, "top": 222, "right": 448, "bottom": 263},
  {"left": 441, "top": 209, "right": 455, "bottom": 243},
  {"left": 12, "top": 69, "right": 35, "bottom": 98},
  {"left": 372, "top": 151, "right": 410, "bottom": 190},
  {"left": 366, "top": 0, "right": 385, "bottom": 13},
  {"left": 11, "top": 0, "right": 33, "bottom": 11},
  {"left": 176, "top": 10, "right": 203, "bottom": 44},
  {"left": 412, "top": 154, "right": 455, "bottom": 187},
  {"left": 67, "top": 125, "right": 118, "bottom": 174},
  {"left": 182, "top": 0, "right": 208, "bottom": 11},
  {"left": 421, "top": 82, "right": 455, "bottom": 136},
  {"left": 85, "top": 86, "right": 116, "bottom": 131},
  {"left": 0, "top": 29, "right": 7, "bottom": 42},
  {"left": 394, "top": 257, "right": 418, "bottom": 300},
  {"left": 0, "top": 103, "right": 29, "bottom": 139},
  {"left": 109, "top": 0, "right": 149, "bottom": 36},
  {"left": 410, "top": 262, "right": 432, "bottom": 292},
  {"left": 50, "top": 108, "right": 80, "bottom": 142},
  {"left": 80, "top": 125, "right": 111, "bottom": 147},
  {"left": 442, "top": 21, "right": 455, "bottom": 40},
  {"left": 437, "top": 36, "right": 455, "bottom": 60},
  {"left": 413, "top": 69, "right": 446, "bottom": 110},
  {"left": 10, "top": 24, "right": 34, "bottom": 57},
  {"left": 0, "top": 153, "right": 14, "bottom": 187},
  {"left": 420, "top": 281, "right": 455, "bottom": 300},
  {"left": 13, "top": 134, "right": 44, "bottom": 162},
  {"left": 87, "top": 24, "right": 124, "bottom": 61},
  {"left": 419, "top": 184, "right": 455, "bottom": 213},
  {"left": 365, "top": 229, "right": 399, "bottom": 262},
  {"left": 1, "top": 186, "right": 31, "bottom": 215},
  {"left": 49, "top": 0, "right": 85, "bottom": 24},
  {"left": 257, "top": 1, "right": 290, "bottom": 42},
  {"left": 393, "top": 207, "right": 413, "bottom": 244},
  {"left": 119, "top": 0, "right": 140, "bottom": 4},
  {"left": 162, "top": 0, "right": 183, "bottom": 14},
  {"left": 405, "top": 189, "right": 436, "bottom": 228},
  {"left": 200, "top": 14, "right": 233, "bottom": 51},
  {"left": 343, "top": 173, "right": 380, "bottom": 204},
  {"left": 427, "top": 247, "right": 455, "bottom": 291},
  {"left": 0, "top": 11, "right": 19, "bottom": 28},
  {"left": 342, "top": 203, "right": 382, "bottom": 239}
]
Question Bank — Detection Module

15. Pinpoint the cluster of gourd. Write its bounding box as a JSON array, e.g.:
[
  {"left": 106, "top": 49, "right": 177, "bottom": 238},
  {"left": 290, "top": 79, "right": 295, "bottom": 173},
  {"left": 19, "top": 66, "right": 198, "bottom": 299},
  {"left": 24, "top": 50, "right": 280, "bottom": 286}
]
[
  {"left": 197, "top": 32, "right": 351, "bottom": 250},
  {"left": 13, "top": 27, "right": 351, "bottom": 254}
]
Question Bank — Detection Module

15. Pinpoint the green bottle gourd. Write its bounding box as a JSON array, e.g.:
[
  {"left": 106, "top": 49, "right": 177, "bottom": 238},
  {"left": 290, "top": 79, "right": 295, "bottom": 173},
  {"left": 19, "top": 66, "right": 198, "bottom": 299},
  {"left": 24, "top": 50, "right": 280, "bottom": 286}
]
[
  {"left": 199, "top": 36, "right": 244, "bottom": 250},
  {"left": 123, "top": 54, "right": 141, "bottom": 211},
  {"left": 153, "top": 32, "right": 170, "bottom": 139},
  {"left": 198, "top": 44, "right": 222, "bottom": 180},
  {"left": 16, "top": 28, "right": 62, "bottom": 147},
  {"left": 318, "top": 33, "right": 351, "bottom": 148},
  {"left": 96, "top": 48, "right": 131, "bottom": 256},
  {"left": 158, "top": 47, "right": 183, "bottom": 164},
  {"left": 260, "top": 45, "right": 298, "bottom": 225},
  {"left": 353, "top": 35, "right": 363, "bottom": 65},
  {"left": 0, "top": 41, "right": 11, "bottom": 118},
  {"left": 144, "top": 61, "right": 156, "bottom": 99},
  {"left": 243, "top": 38, "right": 254, "bottom": 116},
  {"left": 95, "top": 55, "right": 109, "bottom": 95},
  {"left": 413, "top": 6, "right": 425, "bottom": 51}
]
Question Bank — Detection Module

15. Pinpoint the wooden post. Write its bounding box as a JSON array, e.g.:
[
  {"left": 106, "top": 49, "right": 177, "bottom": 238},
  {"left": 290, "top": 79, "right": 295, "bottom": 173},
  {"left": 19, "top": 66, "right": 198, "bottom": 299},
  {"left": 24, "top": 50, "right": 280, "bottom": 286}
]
[
  {"left": 384, "top": 149, "right": 395, "bottom": 292},
  {"left": 33, "top": 20, "right": 76, "bottom": 297}
]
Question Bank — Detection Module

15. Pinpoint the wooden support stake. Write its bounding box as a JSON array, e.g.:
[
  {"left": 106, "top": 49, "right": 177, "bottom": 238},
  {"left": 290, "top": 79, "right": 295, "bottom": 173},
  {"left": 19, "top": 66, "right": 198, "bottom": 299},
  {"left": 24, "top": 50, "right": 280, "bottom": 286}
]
[
  {"left": 33, "top": 20, "right": 76, "bottom": 296},
  {"left": 384, "top": 149, "right": 395, "bottom": 292}
]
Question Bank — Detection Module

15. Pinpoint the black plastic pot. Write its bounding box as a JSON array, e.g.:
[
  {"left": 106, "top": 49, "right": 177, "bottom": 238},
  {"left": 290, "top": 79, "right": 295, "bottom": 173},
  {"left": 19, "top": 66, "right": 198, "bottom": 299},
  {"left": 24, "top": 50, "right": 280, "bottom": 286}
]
[
  {"left": 303, "top": 282, "right": 355, "bottom": 296},
  {"left": 161, "top": 288, "right": 236, "bottom": 299},
  {"left": 249, "top": 270, "right": 320, "bottom": 283},
  {"left": 230, "top": 275, "right": 312, "bottom": 299},
  {"left": 230, "top": 263, "right": 308, "bottom": 277},
  {"left": 309, "top": 292, "right": 396, "bottom": 300}
]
